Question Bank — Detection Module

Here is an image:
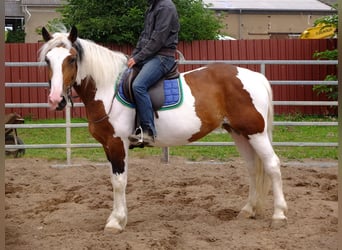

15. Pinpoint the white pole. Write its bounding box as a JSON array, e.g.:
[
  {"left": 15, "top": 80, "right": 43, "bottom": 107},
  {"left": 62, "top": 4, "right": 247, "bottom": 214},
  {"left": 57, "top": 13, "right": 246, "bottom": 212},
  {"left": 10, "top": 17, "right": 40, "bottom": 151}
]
[
  {"left": 66, "top": 104, "right": 72, "bottom": 166},
  {"left": 337, "top": 3, "right": 342, "bottom": 249},
  {"left": 0, "top": 1, "right": 5, "bottom": 247}
]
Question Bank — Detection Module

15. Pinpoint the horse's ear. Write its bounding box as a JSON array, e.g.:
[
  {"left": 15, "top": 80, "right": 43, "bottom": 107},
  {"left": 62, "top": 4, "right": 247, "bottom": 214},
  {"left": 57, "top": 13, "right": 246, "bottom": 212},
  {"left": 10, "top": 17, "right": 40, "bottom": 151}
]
[
  {"left": 42, "top": 27, "right": 52, "bottom": 42},
  {"left": 68, "top": 26, "right": 78, "bottom": 43}
]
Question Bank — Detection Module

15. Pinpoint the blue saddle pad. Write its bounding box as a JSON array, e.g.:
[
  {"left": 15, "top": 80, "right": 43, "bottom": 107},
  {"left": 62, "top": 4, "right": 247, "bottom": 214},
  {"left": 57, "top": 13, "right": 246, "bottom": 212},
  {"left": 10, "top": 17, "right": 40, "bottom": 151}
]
[{"left": 117, "top": 78, "right": 183, "bottom": 110}]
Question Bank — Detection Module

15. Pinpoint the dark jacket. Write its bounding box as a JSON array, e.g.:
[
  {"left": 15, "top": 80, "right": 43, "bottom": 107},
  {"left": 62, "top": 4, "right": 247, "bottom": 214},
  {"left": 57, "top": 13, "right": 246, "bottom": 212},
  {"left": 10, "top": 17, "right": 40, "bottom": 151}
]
[{"left": 132, "top": 0, "right": 179, "bottom": 64}]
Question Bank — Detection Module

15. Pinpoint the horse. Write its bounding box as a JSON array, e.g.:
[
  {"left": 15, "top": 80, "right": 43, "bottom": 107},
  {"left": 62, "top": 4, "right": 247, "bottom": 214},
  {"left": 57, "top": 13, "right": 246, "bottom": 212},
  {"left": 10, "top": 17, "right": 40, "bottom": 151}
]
[{"left": 39, "top": 26, "right": 287, "bottom": 233}]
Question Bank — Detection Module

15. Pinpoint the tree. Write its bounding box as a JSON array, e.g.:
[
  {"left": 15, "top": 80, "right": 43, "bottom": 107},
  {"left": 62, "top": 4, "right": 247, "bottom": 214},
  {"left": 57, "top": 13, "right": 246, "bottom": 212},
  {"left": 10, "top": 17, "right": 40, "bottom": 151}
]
[
  {"left": 174, "top": 0, "right": 223, "bottom": 41},
  {"left": 57, "top": 0, "right": 223, "bottom": 44},
  {"left": 312, "top": 4, "right": 338, "bottom": 102},
  {"left": 5, "top": 29, "right": 26, "bottom": 43},
  {"left": 313, "top": 6, "right": 338, "bottom": 28}
]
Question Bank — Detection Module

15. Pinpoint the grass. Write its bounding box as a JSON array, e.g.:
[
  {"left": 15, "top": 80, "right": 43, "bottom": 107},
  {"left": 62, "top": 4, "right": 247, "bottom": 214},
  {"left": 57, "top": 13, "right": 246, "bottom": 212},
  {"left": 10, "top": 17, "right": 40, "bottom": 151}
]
[{"left": 7, "top": 115, "right": 338, "bottom": 162}]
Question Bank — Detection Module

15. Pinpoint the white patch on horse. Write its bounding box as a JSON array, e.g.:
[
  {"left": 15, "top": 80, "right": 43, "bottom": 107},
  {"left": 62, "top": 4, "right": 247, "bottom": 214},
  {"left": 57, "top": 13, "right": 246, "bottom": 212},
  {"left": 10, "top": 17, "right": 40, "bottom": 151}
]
[
  {"left": 46, "top": 47, "right": 71, "bottom": 109},
  {"left": 153, "top": 73, "right": 202, "bottom": 147},
  {"left": 236, "top": 67, "right": 270, "bottom": 128},
  {"left": 111, "top": 99, "right": 136, "bottom": 138}
]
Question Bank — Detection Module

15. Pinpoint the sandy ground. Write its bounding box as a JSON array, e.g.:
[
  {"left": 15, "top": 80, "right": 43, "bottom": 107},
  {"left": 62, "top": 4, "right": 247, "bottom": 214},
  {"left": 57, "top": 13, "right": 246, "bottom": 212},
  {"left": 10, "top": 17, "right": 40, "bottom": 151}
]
[{"left": 5, "top": 156, "right": 338, "bottom": 250}]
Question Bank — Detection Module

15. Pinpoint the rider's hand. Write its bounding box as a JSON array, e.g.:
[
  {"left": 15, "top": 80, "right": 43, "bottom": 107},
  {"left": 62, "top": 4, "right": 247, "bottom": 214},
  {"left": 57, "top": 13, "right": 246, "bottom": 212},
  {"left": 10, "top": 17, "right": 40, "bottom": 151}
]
[{"left": 127, "top": 58, "right": 136, "bottom": 68}]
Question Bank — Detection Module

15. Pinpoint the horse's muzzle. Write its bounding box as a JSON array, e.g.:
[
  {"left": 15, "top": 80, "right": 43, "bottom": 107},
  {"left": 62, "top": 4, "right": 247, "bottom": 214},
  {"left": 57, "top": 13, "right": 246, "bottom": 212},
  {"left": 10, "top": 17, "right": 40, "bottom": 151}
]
[{"left": 56, "top": 96, "right": 67, "bottom": 110}]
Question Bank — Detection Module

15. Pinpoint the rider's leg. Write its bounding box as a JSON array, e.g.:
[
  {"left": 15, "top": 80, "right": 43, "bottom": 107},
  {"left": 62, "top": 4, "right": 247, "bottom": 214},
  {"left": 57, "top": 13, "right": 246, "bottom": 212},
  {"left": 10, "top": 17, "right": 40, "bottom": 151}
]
[{"left": 131, "top": 55, "right": 175, "bottom": 139}]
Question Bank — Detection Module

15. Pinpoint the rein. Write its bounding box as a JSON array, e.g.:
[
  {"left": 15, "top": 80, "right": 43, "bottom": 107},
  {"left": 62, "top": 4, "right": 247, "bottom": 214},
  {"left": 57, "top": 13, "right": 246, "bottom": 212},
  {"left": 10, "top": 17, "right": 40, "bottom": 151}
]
[{"left": 90, "top": 92, "right": 116, "bottom": 124}]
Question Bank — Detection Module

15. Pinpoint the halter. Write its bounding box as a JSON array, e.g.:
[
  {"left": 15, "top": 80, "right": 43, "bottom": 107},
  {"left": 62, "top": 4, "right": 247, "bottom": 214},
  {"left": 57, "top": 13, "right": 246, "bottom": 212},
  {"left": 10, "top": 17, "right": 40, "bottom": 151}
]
[{"left": 66, "top": 84, "right": 75, "bottom": 107}]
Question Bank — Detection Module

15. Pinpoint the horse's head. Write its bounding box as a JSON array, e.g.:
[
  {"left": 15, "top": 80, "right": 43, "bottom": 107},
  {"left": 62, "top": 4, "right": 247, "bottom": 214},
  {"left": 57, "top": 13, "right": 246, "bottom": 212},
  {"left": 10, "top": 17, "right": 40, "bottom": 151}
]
[{"left": 40, "top": 26, "right": 80, "bottom": 110}]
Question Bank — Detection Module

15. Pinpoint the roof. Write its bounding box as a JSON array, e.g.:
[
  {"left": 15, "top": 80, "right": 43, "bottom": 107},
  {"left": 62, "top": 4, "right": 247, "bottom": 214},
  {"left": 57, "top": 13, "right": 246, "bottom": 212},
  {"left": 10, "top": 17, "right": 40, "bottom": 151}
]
[
  {"left": 21, "top": 0, "right": 63, "bottom": 5},
  {"left": 203, "top": 0, "right": 336, "bottom": 12},
  {"left": 318, "top": 0, "right": 338, "bottom": 7}
]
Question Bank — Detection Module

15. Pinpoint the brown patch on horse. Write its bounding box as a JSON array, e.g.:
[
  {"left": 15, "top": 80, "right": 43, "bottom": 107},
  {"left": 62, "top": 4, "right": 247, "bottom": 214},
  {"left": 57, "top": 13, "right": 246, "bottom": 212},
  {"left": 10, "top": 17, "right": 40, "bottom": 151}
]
[
  {"left": 61, "top": 48, "right": 78, "bottom": 90},
  {"left": 185, "top": 63, "right": 265, "bottom": 141},
  {"left": 73, "top": 77, "right": 126, "bottom": 174}
]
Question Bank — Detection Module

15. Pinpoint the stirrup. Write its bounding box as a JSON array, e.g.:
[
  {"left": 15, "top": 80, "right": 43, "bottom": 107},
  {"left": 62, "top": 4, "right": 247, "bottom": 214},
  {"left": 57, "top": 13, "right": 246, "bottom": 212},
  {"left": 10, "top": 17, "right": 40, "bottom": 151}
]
[
  {"left": 133, "top": 126, "right": 144, "bottom": 143},
  {"left": 128, "top": 126, "right": 155, "bottom": 148},
  {"left": 128, "top": 126, "right": 147, "bottom": 145}
]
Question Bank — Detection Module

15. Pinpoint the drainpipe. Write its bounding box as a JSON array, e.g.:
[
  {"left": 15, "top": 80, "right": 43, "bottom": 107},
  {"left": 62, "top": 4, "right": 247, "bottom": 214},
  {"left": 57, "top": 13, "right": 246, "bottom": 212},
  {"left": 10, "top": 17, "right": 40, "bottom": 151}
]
[
  {"left": 239, "top": 9, "right": 242, "bottom": 39},
  {"left": 23, "top": 5, "right": 31, "bottom": 23}
]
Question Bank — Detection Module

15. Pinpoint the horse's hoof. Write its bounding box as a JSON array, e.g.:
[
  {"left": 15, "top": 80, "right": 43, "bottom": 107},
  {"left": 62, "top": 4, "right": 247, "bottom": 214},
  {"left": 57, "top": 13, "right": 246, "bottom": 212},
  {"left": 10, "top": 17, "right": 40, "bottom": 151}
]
[
  {"left": 104, "top": 226, "right": 123, "bottom": 235},
  {"left": 271, "top": 218, "right": 287, "bottom": 229},
  {"left": 237, "top": 210, "right": 255, "bottom": 219}
]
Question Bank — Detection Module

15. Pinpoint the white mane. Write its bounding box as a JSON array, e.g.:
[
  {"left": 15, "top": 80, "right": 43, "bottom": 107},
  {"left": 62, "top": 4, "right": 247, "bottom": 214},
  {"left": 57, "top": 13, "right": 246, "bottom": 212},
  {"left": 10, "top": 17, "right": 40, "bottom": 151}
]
[
  {"left": 76, "top": 39, "right": 128, "bottom": 87},
  {"left": 39, "top": 30, "right": 128, "bottom": 88},
  {"left": 39, "top": 31, "right": 73, "bottom": 62}
]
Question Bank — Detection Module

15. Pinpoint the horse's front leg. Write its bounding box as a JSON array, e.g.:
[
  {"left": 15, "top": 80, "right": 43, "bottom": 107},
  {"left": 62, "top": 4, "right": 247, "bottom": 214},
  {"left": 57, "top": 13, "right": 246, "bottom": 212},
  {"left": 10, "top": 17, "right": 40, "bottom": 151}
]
[
  {"left": 102, "top": 138, "right": 128, "bottom": 233},
  {"left": 105, "top": 169, "right": 128, "bottom": 233}
]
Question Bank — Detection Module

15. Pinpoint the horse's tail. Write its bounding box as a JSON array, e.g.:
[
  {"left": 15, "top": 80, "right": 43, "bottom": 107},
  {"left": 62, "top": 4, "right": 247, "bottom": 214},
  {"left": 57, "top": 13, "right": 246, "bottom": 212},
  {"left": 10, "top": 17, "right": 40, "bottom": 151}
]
[
  {"left": 265, "top": 77, "right": 274, "bottom": 143},
  {"left": 255, "top": 76, "right": 273, "bottom": 213},
  {"left": 254, "top": 155, "right": 271, "bottom": 213}
]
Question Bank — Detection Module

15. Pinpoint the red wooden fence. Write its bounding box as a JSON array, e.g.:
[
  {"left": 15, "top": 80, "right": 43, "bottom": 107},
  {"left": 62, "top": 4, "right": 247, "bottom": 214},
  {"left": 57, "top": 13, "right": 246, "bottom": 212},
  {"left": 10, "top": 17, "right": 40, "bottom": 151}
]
[{"left": 5, "top": 39, "right": 337, "bottom": 120}]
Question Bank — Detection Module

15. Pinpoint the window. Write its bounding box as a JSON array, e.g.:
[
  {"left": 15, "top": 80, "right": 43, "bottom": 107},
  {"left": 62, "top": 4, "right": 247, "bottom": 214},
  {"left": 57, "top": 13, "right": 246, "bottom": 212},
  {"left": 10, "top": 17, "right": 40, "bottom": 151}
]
[{"left": 5, "top": 17, "right": 25, "bottom": 31}]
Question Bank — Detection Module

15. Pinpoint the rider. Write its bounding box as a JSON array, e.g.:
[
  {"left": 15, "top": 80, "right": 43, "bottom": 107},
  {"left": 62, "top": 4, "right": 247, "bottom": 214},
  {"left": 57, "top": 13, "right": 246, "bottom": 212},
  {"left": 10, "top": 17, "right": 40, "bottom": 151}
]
[{"left": 128, "top": 0, "right": 180, "bottom": 146}]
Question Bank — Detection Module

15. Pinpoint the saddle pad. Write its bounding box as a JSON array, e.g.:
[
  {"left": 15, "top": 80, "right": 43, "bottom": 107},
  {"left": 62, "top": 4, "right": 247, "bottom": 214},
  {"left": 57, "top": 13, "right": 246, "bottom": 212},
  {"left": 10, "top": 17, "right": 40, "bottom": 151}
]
[{"left": 117, "top": 78, "right": 183, "bottom": 110}]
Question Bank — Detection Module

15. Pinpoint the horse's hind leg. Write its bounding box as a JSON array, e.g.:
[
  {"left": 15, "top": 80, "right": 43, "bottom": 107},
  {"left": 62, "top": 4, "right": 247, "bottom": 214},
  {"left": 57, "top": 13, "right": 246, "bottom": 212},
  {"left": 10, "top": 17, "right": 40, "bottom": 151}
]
[
  {"left": 230, "top": 131, "right": 261, "bottom": 218},
  {"left": 248, "top": 133, "right": 288, "bottom": 227},
  {"left": 230, "top": 131, "right": 287, "bottom": 227}
]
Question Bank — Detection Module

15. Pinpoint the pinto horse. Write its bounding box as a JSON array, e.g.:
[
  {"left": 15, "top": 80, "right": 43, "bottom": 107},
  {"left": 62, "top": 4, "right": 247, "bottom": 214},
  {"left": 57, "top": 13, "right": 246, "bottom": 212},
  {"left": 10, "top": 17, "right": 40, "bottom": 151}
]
[{"left": 39, "top": 26, "right": 287, "bottom": 232}]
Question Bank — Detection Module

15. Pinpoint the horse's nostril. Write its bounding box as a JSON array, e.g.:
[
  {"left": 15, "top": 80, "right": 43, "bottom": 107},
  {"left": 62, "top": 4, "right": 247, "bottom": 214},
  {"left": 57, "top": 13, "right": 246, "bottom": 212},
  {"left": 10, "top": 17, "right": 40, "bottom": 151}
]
[{"left": 56, "top": 96, "right": 67, "bottom": 110}]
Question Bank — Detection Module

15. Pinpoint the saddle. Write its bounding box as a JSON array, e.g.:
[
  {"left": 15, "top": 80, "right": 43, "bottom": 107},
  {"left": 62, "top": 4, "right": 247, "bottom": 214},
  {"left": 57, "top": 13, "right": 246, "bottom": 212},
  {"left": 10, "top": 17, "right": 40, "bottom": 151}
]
[{"left": 121, "top": 63, "right": 180, "bottom": 112}]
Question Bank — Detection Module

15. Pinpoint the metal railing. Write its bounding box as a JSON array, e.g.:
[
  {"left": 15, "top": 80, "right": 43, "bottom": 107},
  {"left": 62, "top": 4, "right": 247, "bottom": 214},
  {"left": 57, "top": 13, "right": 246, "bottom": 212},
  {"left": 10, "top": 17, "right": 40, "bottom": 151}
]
[{"left": 5, "top": 60, "right": 338, "bottom": 165}]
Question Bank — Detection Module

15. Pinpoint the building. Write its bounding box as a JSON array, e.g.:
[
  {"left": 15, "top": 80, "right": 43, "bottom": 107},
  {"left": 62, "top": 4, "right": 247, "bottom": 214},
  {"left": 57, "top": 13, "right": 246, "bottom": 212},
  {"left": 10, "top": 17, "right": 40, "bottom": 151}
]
[
  {"left": 5, "top": 0, "right": 64, "bottom": 43},
  {"left": 5, "top": 0, "right": 338, "bottom": 42},
  {"left": 5, "top": 0, "right": 25, "bottom": 31},
  {"left": 204, "top": 0, "right": 337, "bottom": 39}
]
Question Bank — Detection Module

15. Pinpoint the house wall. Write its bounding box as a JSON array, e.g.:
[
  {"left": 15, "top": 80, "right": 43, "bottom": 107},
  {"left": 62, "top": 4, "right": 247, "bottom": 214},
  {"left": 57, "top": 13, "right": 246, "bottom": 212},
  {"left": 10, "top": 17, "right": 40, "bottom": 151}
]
[
  {"left": 24, "top": 6, "right": 61, "bottom": 43},
  {"left": 24, "top": 11, "right": 331, "bottom": 42},
  {"left": 222, "top": 12, "right": 333, "bottom": 39},
  {"left": 5, "top": 0, "right": 22, "bottom": 16}
]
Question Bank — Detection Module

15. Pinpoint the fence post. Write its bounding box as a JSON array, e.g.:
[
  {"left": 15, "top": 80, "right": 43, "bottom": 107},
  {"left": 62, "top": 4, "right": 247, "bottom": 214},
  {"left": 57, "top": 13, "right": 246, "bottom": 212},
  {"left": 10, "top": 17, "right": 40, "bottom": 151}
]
[
  {"left": 65, "top": 103, "right": 72, "bottom": 165},
  {"left": 0, "top": 3, "right": 5, "bottom": 247},
  {"left": 161, "top": 147, "right": 169, "bottom": 164},
  {"left": 337, "top": 4, "right": 342, "bottom": 247},
  {"left": 260, "top": 63, "right": 266, "bottom": 75}
]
